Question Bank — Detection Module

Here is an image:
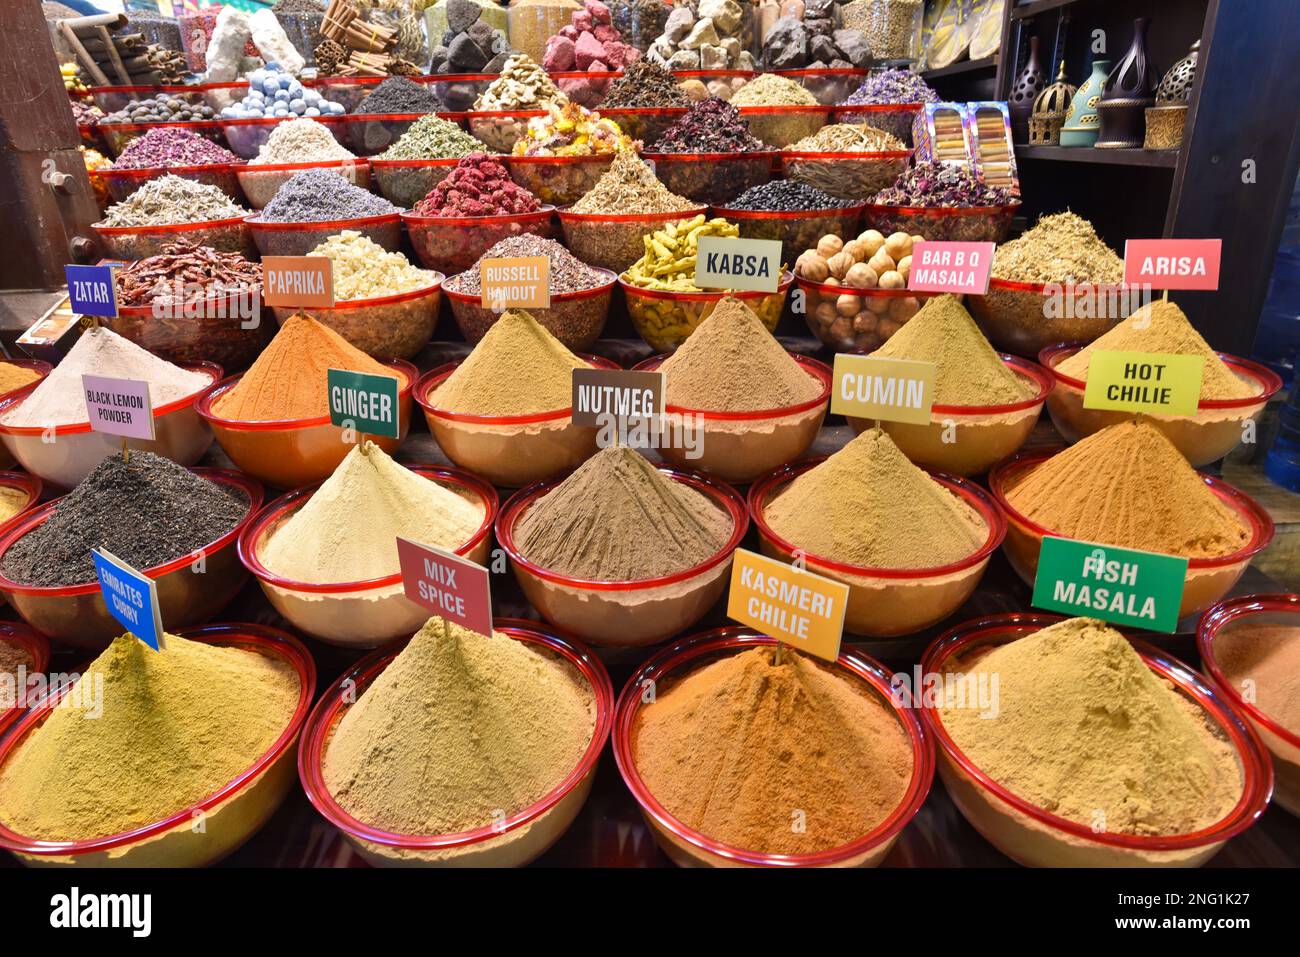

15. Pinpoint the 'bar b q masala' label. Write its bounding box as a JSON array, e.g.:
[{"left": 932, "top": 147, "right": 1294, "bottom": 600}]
[
  {"left": 908, "top": 241, "right": 994, "bottom": 295},
  {"left": 480, "top": 256, "right": 550, "bottom": 311},
  {"left": 727, "top": 548, "right": 847, "bottom": 663}
]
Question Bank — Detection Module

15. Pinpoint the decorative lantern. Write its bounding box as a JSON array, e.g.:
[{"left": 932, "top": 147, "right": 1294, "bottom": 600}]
[
  {"left": 1145, "top": 40, "right": 1199, "bottom": 150},
  {"left": 1096, "top": 17, "right": 1159, "bottom": 149},
  {"left": 1029, "top": 63, "right": 1077, "bottom": 145}
]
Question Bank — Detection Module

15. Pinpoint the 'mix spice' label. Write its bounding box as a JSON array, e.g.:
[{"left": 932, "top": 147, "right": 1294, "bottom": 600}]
[
  {"left": 396, "top": 537, "right": 492, "bottom": 638},
  {"left": 1032, "top": 536, "right": 1188, "bottom": 633}
]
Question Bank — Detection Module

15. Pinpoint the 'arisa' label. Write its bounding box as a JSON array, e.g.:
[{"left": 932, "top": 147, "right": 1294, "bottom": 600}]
[
  {"left": 694, "top": 236, "right": 782, "bottom": 293},
  {"left": 727, "top": 548, "right": 847, "bottom": 663},
  {"left": 830, "top": 353, "right": 936, "bottom": 425},
  {"left": 396, "top": 537, "right": 492, "bottom": 637},
  {"left": 480, "top": 256, "right": 550, "bottom": 310},
  {"left": 1031, "top": 536, "right": 1188, "bottom": 633},
  {"left": 1123, "top": 239, "right": 1222, "bottom": 290},
  {"left": 908, "top": 241, "right": 994, "bottom": 294},
  {"left": 262, "top": 256, "right": 334, "bottom": 308},
  {"left": 65, "top": 264, "right": 118, "bottom": 318},
  {"left": 82, "top": 374, "right": 155, "bottom": 441},
  {"left": 571, "top": 368, "right": 664, "bottom": 428},
  {"left": 327, "top": 368, "right": 401, "bottom": 439},
  {"left": 1082, "top": 350, "right": 1204, "bottom": 416},
  {"left": 92, "top": 549, "right": 165, "bottom": 651}
]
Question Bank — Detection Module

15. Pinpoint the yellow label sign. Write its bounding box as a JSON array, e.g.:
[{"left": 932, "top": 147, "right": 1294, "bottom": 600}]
[
  {"left": 727, "top": 548, "right": 847, "bottom": 663},
  {"left": 479, "top": 256, "right": 551, "bottom": 311},
  {"left": 1082, "top": 350, "right": 1204, "bottom": 416},
  {"left": 694, "top": 236, "right": 783, "bottom": 293},
  {"left": 830, "top": 353, "right": 936, "bottom": 425}
]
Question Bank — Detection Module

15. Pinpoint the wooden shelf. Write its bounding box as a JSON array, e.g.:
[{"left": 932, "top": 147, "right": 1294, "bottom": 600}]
[
  {"left": 1015, "top": 144, "right": 1180, "bottom": 167},
  {"left": 922, "top": 55, "right": 998, "bottom": 80}
]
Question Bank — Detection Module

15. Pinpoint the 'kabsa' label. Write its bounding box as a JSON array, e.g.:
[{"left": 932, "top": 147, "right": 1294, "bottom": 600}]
[
  {"left": 82, "top": 374, "right": 155, "bottom": 441},
  {"left": 396, "top": 537, "right": 492, "bottom": 637},
  {"left": 1082, "top": 350, "right": 1204, "bottom": 417},
  {"left": 1123, "top": 239, "right": 1222, "bottom": 290},
  {"left": 908, "top": 241, "right": 994, "bottom": 294},
  {"left": 65, "top": 264, "right": 118, "bottom": 318},
  {"left": 92, "top": 549, "right": 165, "bottom": 651},
  {"left": 694, "top": 236, "right": 782, "bottom": 293},
  {"left": 830, "top": 353, "right": 935, "bottom": 425},
  {"left": 262, "top": 256, "right": 334, "bottom": 308},
  {"left": 727, "top": 548, "right": 847, "bottom": 662},
  {"left": 571, "top": 368, "right": 664, "bottom": 429},
  {"left": 480, "top": 256, "right": 550, "bottom": 311},
  {"left": 1031, "top": 536, "right": 1188, "bottom": 633},
  {"left": 327, "top": 368, "right": 401, "bottom": 439}
]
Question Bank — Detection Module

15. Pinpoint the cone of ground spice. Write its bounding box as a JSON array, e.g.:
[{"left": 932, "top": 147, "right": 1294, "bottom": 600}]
[
  {"left": 870, "top": 294, "right": 1035, "bottom": 405},
  {"left": 764, "top": 428, "right": 987, "bottom": 568},
  {"left": 214, "top": 315, "right": 401, "bottom": 422},
  {"left": 657, "top": 297, "right": 823, "bottom": 411},
  {"left": 1056, "top": 299, "right": 1256, "bottom": 400},
  {"left": 633, "top": 645, "right": 913, "bottom": 856},
  {"left": 1002, "top": 420, "right": 1251, "bottom": 558}
]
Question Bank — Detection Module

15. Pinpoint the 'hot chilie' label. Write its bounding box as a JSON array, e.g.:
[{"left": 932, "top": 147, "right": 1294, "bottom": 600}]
[{"left": 1082, "top": 350, "right": 1204, "bottom": 416}]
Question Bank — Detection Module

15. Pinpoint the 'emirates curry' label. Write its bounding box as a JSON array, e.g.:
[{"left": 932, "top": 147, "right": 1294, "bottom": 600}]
[
  {"left": 1082, "top": 350, "right": 1204, "bottom": 416},
  {"left": 1031, "top": 537, "right": 1188, "bottom": 633},
  {"left": 727, "top": 548, "right": 847, "bottom": 662}
]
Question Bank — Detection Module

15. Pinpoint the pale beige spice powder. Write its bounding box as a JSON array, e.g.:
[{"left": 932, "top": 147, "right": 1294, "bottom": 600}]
[{"left": 991, "top": 210, "right": 1123, "bottom": 284}]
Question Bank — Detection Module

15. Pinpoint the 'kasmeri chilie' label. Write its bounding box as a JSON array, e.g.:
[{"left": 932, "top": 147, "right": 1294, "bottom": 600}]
[
  {"left": 1031, "top": 536, "right": 1188, "bottom": 633},
  {"left": 327, "top": 368, "right": 401, "bottom": 439},
  {"left": 1082, "top": 350, "right": 1204, "bottom": 416},
  {"left": 570, "top": 368, "right": 664, "bottom": 428},
  {"left": 694, "top": 236, "right": 782, "bottom": 293},
  {"left": 262, "top": 256, "right": 334, "bottom": 308},
  {"left": 480, "top": 256, "right": 550, "bottom": 310},
  {"left": 830, "top": 353, "right": 935, "bottom": 425},
  {"left": 396, "top": 537, "right": 492, "bottom": 637},
  {"left": 727, "top": 548, "right": 847, "bottom": 662}
]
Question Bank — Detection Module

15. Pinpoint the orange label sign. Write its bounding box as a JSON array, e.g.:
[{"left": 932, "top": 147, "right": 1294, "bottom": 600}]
[
  {"left": 726, "top": 548, "right": 847, "bottom": 662},
  {"left": 480, "top": 256, "right": 550, "bottom": 311},
  {"left": 262, "top": 256, "right": 334, "bottom": 308}
]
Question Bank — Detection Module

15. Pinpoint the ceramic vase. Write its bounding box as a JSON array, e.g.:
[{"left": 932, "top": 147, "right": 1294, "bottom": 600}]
[
  {"left": 1008, "top": 35, "right": 1046, "bottom": 143},
  {"left": 1059, "top": 58, "right": 1109, "bottom": 147},
  {"left": 1096, "top": 17, "right": 1159, "bottom": 148}
]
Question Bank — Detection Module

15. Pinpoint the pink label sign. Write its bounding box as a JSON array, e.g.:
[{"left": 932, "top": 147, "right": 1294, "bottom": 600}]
[
  {"left": 396, "top": 537, "right": 492, "bottom": 637},
  {"left": 908, "top": 241, "right": 995, "bottom": 294},
  {"left": 1124, "top": 239, "right": 1222, "bottom": 290},
  {"left": 82, "top": 375, "right": 154, "bottom": 440}
]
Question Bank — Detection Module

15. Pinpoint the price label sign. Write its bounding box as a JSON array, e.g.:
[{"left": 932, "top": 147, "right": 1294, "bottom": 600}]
[
  {"left": 92, "top": 549, "right": 165, "bottom": 650},
  {"left": 262, "top": 256, "right": 334, "bottom": 308},
  {"left": 1124, "top": 239, "right": 1222, "bottom": 290},
  {"left": 327, "top": 368, "right": 401, "bottom": 439},
  {"left": 396, "top": 537, "right": 492, "bottom": 637},
  {"left": 1031, "top": 537, "right": 1188, "bottom": 633},
  {"left": 727, "top": 548, "right": 847, "bottom": 662},
  {"left": 830, "top": 353, "right": 936, "bottom": 425},
  {"left": 1082, "top": 350, "right": 1205, "bottom": 416},
  {"left": 480, "top": 256, "right": 550, "bottom": 311},
  {"left": 694, "top": 236, "right": 782, "bottom": 293},
  {"left": 908, "top": 241, "right": 995, "bottom": 295},
  {"left": 571, "top": 368, "right": 665, "bottom": 428},
  {"left": 65, "top": 264, "right": 118, "bottom": 318},
  {"left": 82, "top": 375, "right": 155, "bottom": 440}
]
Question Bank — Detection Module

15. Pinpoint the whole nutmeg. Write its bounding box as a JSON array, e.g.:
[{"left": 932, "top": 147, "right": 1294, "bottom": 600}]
[
  {"left": 796, "top": 251, "right": 829, "bottom": 281},
  {"left": 814, "top": 301, "right": 837, "bottom": 325},
  {"left": 853, "top": 311, "right": 877, "bottom": 333},
  {"left": 842, "top": 239, "right": 869, "bottom": 262},
  {"left": 878, "top": 318, "right": 902, "bottom": 339},
  {"left": 867, "top": 250, "right": 895, "bottom": 275},
  {"left": 859, "top": 229, "right": 885, "bottom": 256},
  {"left": 836, "top": 293, "right": 862, "bottom": 316},
  {"left": 896, "top": 254, "right": 912, "bottom": 279},
  {"left": 879, "top": 269, "right": 906, "bottom": 289},
  {"left": 884, "top": 232, "right": 911, "bottom": 260},
  {"left": 844, "top": 262, "right": 878, "bottom": 288},
  {"left": 827, "top": 251, "right": 856, "bottom": 279},
  {"left": 816, "top": 234, "right": 843, "bottom": 258}
]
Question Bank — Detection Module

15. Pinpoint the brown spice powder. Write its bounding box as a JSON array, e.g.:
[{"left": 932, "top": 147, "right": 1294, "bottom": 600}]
[
  {"left": 1213, "top": 624, "right": 1300, "bottom": 738},
  {"left": 0, "top": 639, "right": 33, "bottom": 683}
]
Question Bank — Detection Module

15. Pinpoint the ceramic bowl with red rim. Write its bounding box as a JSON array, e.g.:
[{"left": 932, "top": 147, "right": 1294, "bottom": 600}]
[
  {"left": 0, "top": 471, "right": 43, "bottom": 529},
  {"left": 844, "top": 354, "right": 1053, "bottom": 477},
  {"left": 196, "top": 358, "right": 416, "bottom": 489},
  {"left": 92, "top": 215, "right": 255, "bottom": 261},
  {"left": 0, "top": 621, "right": 49, "bottom": 737},
  {"left": 496, "top": 468, "right": 748, "bottom": 647},
  {"left": 342, "top": 113, "right": 440, "bottom": 156},
  {"left": 90, "top": 161, "right": 245, "bottom": 204},
  {"left": 106, "top": 293, "right": 271, "bottom": 372},
  {"left": 1198, "top": 594, "right": 1300, "bottom": 817},
  {"left": 416, "top": 355, "right": 619, "bottom": 488},
  {"left": 444, "top": 269, "right": 617, "bottom": 352},
  {"left": 987, "top": 449, "right": 1274, "bottom": 618},
  {"left": 734, "top": 105, "right": 831, "bottom": 148},
  {"left": 793, "top": 275, "right": 933, "bottom": 353},
  {"left": 710, "top": 202, "right": 864, "bottom": 267},
  {"left": 235, "top": 158, "right": 369, "bottom": 210},
  {"left": 630, "top": 353, "right": 832, "bottom": 483},
  {"left": 748, "top": 459, "right": 1005, "bottom": 637},
  {"left": 638, "top": 151, "right": 776, "bottom": 206},
  {"left": 97, "top": 119, "right": 226, "bottom": 158},
  {"left": 830, "top": 102, "right": 924, "bottom": 146},
  {"left": 620, "top": 272, "right": 793, "bottom": 353},
  {"left": 271, "top": 280, "right": 443, "bottom": 361},
  {"left": 779, "top": 149, "right": 911, "bottom": 201},
  {"left": 0, "top": 361, "right": 223, "bottom": 490},
  {"left": 239, "top": 465, "right": 497, "bottom": 648},
  {"left": 0, "top": 361, "right": 52, "bottom": 469},
  {"left": 596, "top": 107, "right": 688, "bottom": 144},
  {"left": 467, "top": 110, "right": 548, "bottom": 153},
  {"left": 402, "top": 206, "right": 557, "bottom": 274},
  {"left": 921, "top": 612, "right": 1272, "bottom": 866},
  {"left": 505, "top": 153, "right": 618, "bottom": 208},
  {"left": 1038, "top": 343, "right": 1282, "bottom": 467},
  {"left": 968, "top": 279, "right": 1139, "bottom": 357},
  {"left": 0, "top": 622, "right": 313, "bottom": 867},
  {"left": 0, "top": 469, "right": 263, "bottom": 649},
  {"left": 862, "top": 201, "right": 1019, "bottom": 246},
  {"left": 297, "top": 617, "right": 613, "bottom": 867},
  {"left": 245, "top": 212, "right": 402, "bottom": 259},
  {"left": 369, "top": 157, "right": 459, "bottom": 209},
  {"left": 775, "top": 68, "right": 869, "bottom": 106},
  {"left": 613, "top": 627, "right": 934, "bottom": 867},
  {"left": 218, "top": 114, "right": 349, "bottom": 160},
  {"left": 556, "top": 206, "right": 708, "bottom": 274}
]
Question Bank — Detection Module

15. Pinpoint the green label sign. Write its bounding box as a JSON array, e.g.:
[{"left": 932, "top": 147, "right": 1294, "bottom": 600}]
[
  {"left": 327, "top": 368, "right": 400, "bottom": 439},
  {"left": 1031, "top": 536, "right": 1188, "bottom": 633}
]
